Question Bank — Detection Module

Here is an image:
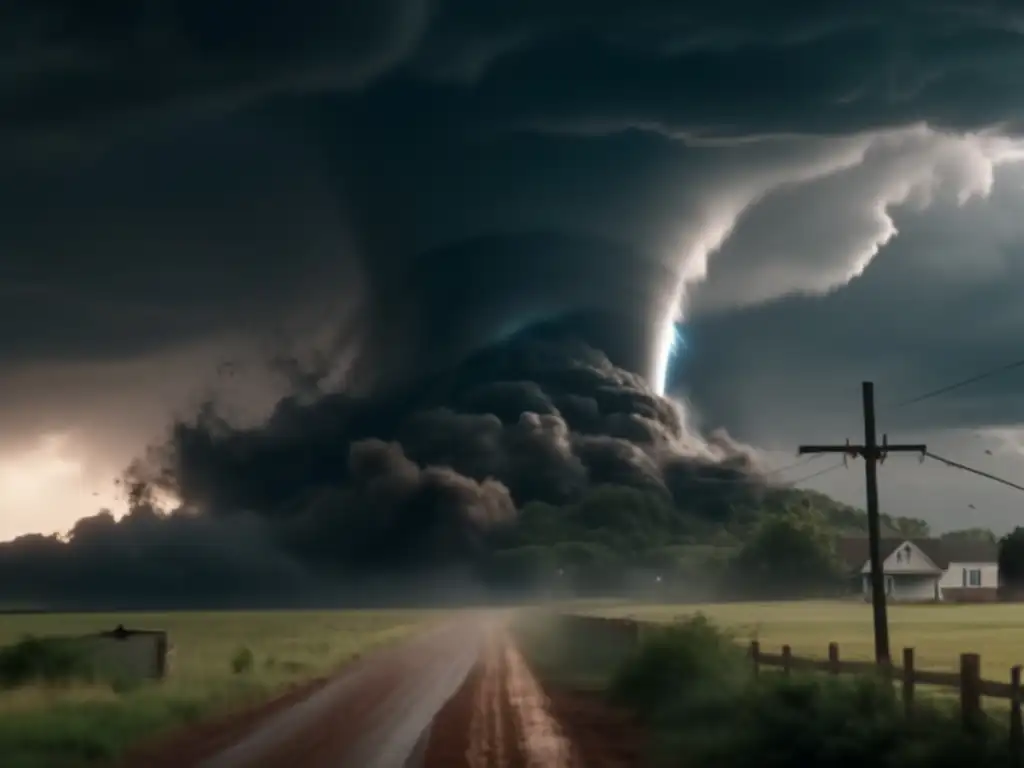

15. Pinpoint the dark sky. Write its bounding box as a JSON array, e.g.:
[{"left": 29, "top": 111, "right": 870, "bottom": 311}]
[{"left": 4, "top": 0, "right": 1024, "bottom": 539}]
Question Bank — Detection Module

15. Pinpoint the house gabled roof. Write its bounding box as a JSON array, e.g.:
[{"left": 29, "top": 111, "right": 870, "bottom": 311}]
[{"left": 835, "top": 537, "right": 998, "bottom": 572}]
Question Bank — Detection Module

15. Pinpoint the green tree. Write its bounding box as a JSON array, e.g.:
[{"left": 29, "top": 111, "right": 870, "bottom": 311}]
[
  {"left": 885, "top": 515, "right": 931, "bottom": 538},
  {"left": 941, "top": 528, "right": 996, "bottom": 546},
  {"left": 998, "top": 527, "right": 1024, "bottom": 592},
  {"left": 728, "top": 509, "right": 845, "bottom": 598}
]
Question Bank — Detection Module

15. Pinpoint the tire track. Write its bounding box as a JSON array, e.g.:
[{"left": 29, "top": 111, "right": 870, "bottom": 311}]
[
  {"left": 124, "top": 616, "right": 643, "bottom": 768},
  {"left": 126, "top": 621, "right": 480, "bottom": 768},
  {"left": 422, "top": 624, "right": 576, "bottom": 768},
  {"left": 503, "top": 636, "right": 575, "bottom": 767}
]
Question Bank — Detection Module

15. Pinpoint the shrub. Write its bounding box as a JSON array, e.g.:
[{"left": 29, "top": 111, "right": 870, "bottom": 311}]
[
  {"left": 609, "top": 614, "right": 745, "bottom": 721},
  {"left": 706, "top": 674, "right": 1007, "bottom": 768},
  {"left": 0, "top": 636, "right": 94, "bottom": 688},
  {"left": 230, "top": 646, "right": 254, "bottom": 675},
  {"left": 606, "top": 616, "right": 1008, "bottom": 768}
]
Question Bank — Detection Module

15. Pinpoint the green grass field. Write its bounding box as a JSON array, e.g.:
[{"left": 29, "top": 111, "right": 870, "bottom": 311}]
[
  {"left": 0, "top": 609, "right": 438, "bottom": 768},
  {"left": 9, "top": 601, "right": 1023, "bottom": 765},
  {"left": 580, "top": 601, "right": 1024, "bottom": 682}
]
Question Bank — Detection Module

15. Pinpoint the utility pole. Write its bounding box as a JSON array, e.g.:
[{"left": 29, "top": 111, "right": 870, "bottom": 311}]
[{"left": 798, "top": 381, "right": 926, "bottom": 665}]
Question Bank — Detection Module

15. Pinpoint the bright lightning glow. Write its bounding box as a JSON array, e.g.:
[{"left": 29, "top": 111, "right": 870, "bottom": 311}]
[
  {"left": 652, "top": 317, "right": 675, "bottom": 395},
  {"left": 0, "top": 433, "right": 109, "bottom": 542},
  {"left": 652, "top": 316, "right": 687, "bottom": 395},
  {"left": 0, "top": 435, "right": 82, "bottom": 503},
  {"left": 670, "top": 324, "right": 686, "bottom": 356}
]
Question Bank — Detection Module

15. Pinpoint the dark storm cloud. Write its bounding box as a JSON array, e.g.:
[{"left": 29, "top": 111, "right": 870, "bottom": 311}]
[
  {"left": 0, "top": 0, "right": 427, "bottom": 133},
  {"left": 419, "top": 1, "right": 1024, "bottom": 136},
  {"left": 156, "top": 324, "right": 725, "bottom": 520},
  {"left": 6, "top": 1, "right": 1024, "bottom": 141},
  {"left": 3, "top": 1, "right": 1022, "bottom": 370},
  {"left": 0, "top": 111, "right": 365, "bottom": 364},
  {"left": 350, "top": 231, "right": 680, "bottom": 391},
  {"left": 0, "top": 327, "right": 765, "bottom": 606},
  {"left": 3, "top": 1, "right": 1024, "bottom": 602}
]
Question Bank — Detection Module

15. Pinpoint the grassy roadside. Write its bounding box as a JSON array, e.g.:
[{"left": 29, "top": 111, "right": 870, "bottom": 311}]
[
  {"left": 0, "top": 610, "right": 438, "bottom": 768},
  {"left": 514, "top": 611, "right": 634, "bottom": 691},
  {"left": 577, "top": 600, "right": 1024, "bottom": 717},
  {"left": 516, "top": 611, "right": 1014, "bottom": 767},
  {"left": 579, "top": 601, "right": 1024, "bottom": 681}
]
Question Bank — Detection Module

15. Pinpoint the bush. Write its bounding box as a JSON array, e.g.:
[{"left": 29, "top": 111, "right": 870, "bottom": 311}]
[
  {"left": 0, "top": 636, "right": 94, "bottom": 688},
  {"left": 607, "top": 617, "right": 1009, "bottom": 768},
  {"left": 609, "top": 615, "right": 745, "bottom": 721},
  {"left": 230, "top": 646, "right": 254, "bottom": 675},
  {"left": 706, "top": 675, "right": 1007, "bottom": 768}
]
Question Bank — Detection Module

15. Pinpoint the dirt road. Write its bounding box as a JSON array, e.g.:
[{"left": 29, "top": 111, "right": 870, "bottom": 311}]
[
  {"left": 422, "top": 624, "right": 645, "bottom": 767},
  {"left": 126, "top": 615, "right": 644, "bottom": 767}
]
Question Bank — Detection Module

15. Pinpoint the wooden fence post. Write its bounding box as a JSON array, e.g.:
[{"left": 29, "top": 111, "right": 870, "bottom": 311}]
[
  {"left": 1011, "top": 665, "right": 1022, "bottom": 768},
  {"left": 960, "top": 653, "right": 982, "bottom": 732},
  {"left": 782, "top": 644, "right": 792, "bottom": 677},
  {"left": 750, "top": 640, "right": 760, "bottom": 679},
  {"left": 902, "top": 648, "right": 915, "bottom": 717},
  {"left": 828, "top": 642, "right": 840, "bottom": 675}
]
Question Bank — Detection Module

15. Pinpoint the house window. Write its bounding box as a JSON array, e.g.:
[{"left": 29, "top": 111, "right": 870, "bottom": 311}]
[{"left": 962, "top": 568, "right": 983, "bottom": 587}]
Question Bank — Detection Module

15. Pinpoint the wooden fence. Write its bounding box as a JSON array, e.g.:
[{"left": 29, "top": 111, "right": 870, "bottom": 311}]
[
  {"left": 751, "top": 640, "right": 1024, "bottom": 763},
  {"left": 556, "top": 614, "right": 1024, "bottom": 761}
]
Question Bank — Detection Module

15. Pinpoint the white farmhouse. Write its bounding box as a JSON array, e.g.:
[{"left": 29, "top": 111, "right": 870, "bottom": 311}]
[{"left": 837, "top": 537, "right": 999, "bottom": 603}]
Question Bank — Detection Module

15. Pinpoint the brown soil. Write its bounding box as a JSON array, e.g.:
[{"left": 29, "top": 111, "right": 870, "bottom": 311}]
[
  {"left": 120, "top": 622, "right": 650, "bottom": 768},
  {"left": 119, "top": 636, "right": 434, "bottom": 768},
  {"left": 118, "top": 675, "right": 333, "bottom": 768},
  {"left": 541, "top": 687, "right": 650, "bottom": 768},
  {"left": 231, "top": 658, "right": 413, "bottom": 768},
  {"left": 425, "top": 626, "right": 530, "bottom": 767},
  {"left": 423, "top": 626, "right": 649, "bottom": 767},
  {"left": 423, "top": 655, "right": 490, "bottom": 765}
]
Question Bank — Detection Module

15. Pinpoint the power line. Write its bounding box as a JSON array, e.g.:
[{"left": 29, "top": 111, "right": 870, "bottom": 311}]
[
  {"left": 925, "top": 451, "right": 1024, "bottom": 494},
  {"left": 788, "top": 461, "right": 846, "bottom": 486},
  {"left": 762, "top": 453, "right": 823, "bottom": 476},
  {"left": 671, "top": 454, "right": 826, "bottom": 486},
  {"left": 892, "top": 356, "right": 1024, "bottom": 408}
]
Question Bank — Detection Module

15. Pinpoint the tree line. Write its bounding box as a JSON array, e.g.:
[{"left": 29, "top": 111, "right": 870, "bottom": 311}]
[{"left": 477, "top": 481, "right": 1024, "bottom": 600}]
